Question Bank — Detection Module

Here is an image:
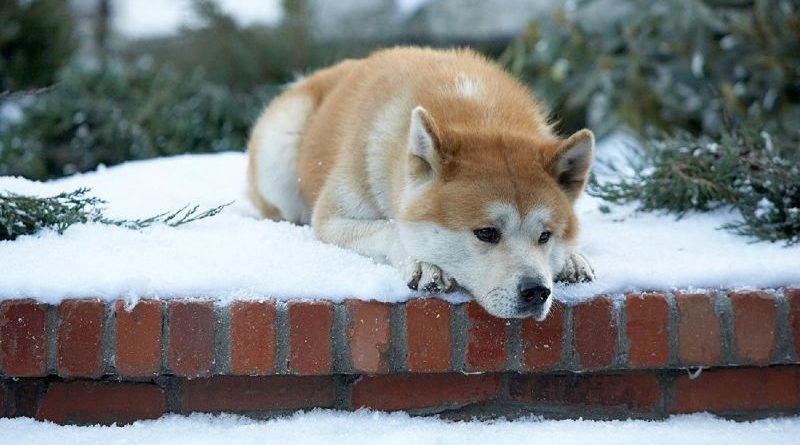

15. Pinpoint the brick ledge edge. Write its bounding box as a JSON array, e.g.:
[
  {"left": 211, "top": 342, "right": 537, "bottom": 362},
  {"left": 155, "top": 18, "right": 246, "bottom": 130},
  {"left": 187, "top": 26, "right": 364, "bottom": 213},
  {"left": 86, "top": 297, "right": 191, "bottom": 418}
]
[{"left": 1, "top": 288, "right": 799, "bottom": 424}]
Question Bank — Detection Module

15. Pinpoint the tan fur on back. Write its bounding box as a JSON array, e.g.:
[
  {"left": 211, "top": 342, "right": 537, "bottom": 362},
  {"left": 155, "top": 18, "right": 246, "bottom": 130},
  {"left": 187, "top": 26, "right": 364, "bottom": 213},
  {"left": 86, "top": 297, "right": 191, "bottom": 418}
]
[{"left": 295, "top": 48, "right": 555, "bottom": 209}]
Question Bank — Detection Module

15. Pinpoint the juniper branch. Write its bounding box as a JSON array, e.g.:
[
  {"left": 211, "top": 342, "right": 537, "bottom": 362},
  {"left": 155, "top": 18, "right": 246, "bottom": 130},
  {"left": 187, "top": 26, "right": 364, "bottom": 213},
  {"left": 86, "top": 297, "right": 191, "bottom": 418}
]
[{"left": 0, "top": 188, "right": 231, "bottom": 241}]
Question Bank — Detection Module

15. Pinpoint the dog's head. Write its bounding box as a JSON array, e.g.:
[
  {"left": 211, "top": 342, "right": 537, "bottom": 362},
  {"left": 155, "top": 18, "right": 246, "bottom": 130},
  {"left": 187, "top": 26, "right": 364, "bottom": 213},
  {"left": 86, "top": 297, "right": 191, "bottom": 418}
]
[{"left": 397, "top": 106, "right": 594, "bottom": 319}]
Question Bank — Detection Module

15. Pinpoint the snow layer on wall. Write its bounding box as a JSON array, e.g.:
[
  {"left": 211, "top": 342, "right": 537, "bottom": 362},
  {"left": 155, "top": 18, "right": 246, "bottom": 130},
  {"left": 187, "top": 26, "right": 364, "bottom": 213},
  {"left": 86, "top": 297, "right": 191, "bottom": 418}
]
[{"left": 1, "top": 135, "right": 798, "bottom": 304}]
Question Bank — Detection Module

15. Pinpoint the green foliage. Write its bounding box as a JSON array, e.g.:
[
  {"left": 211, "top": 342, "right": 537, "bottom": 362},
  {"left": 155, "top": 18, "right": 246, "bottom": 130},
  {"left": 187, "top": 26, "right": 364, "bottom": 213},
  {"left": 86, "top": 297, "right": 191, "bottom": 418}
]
[
  {"left": 502, "top": 0, "right": 800, "bottom": 138},
  {"left": 590, "top": 122, "right": 800, "bottom": 245},
  {"left": 1, "top": 188, "right": 230, "bottom": 241},
  {"left": 0, "top": 60, "right": 278, "bottom": 179},
  {"left": 0, "top": 0, "right": 76, "bottom": 92},
  {"left": 122, "top": 0, "right": 315, "bottom": 89}
]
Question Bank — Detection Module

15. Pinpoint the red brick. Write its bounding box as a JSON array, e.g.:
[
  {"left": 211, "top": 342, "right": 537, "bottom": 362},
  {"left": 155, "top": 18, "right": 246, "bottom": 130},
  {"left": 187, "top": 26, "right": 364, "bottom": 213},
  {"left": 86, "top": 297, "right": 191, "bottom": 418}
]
[
  {"left": 351, "top": 373, "right": 501, "bottom": 411},
  {"left": 115, "top": 300, "right": 163, "bottom": 378},
  {"left": 520, "top": 301, "right": 565, "bottom": 370},
  {"left": 573, "top": 297, "right": 617, "bottom": 369},
  {"left": 0, "top": 300, "right": 47, "bottom": 377},
  {"left": 58, "top": 299, "right": 105, "bottom": 378},
  {"left": 509, "top": 372, "right": 661, "bottom": 411},
  {"left": 0, "top": 381, "right": 6, "bottom": 417},
  {"left": 676, "top": 292, "right": 721, "bottom": 365},
  {"left": 182, "top": 375, "right": 336, "bottom": 412},
  {"left": 12, "top": 380, "right": 42, "bottom": 418},
  {"left": 168, "top": 300, "right": 215, "bottom": 378},
  {"left": 625, "top": 293, "right": 669, "bottom": 368},
  {"left": 730, "top": 291, "right": 777, "bottom": 365},
  {"left": 37, "top": 381, "right": 166, "bottom": 425},
  {"left": 466, "top": 302, "right": 508, "bottom": 372},
  {"left": 230, "top": 301, "right": 276, "bottom": 375},
  {"left": 406, "top": 298, "right": 452, "bottom": 372},
  {"left": 788, "top": 288, "right": 800, "bottom": 358},
  {"left": 346, "top": 300, "right": 391, "bottom": 374},
  {"left": 288, "top": 301, "right": 333, "bottom": 375},
  {"left": 671, "top": 367, "right": 800, "bottom": 414}
]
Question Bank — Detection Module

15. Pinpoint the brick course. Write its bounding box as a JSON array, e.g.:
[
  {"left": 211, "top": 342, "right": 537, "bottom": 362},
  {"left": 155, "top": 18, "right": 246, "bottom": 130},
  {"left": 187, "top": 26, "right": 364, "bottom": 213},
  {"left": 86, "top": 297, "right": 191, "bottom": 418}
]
[
  {"left": 182, "top": 375, "right": 336, "bottom": 412},
  {"left": 729, "top": 291, "right": 777, "bottom": 365},
  {"left": 465, "top": 302, "right": 508, "bottom": 372},
  {"left": 625, "top": 293, "right": 669, "bottom": 368},
  {"left": 37, "top": 381, "right": 166, "bottom": 425},
  {"left": 788, "top": 288, "right": 800, "bottom": 358},
  {"left": 346, "top": 300, "right": 392, "bottom": 373},
  {"left": 168, "top": 300, "right": 215, "bottom": 378},
  {"left": 115, "top": 299, "right": 163, "bottom": 378},
  {"left": 0, "top": 382, "right": 6, "bottom": 417},
  {"left": 406, "top": 298, "right": 452, "bottom": 372},
  {"left": 57, "top": 300, "right": 105, "bottom": 378},
  {"left": 671, "top": 367, "right": 800, "bottom": 414},
  {"left": 288, "top": 301, "right": 333, "bottom": 375},
  {"left": 676, "top": 292, "right": 722, "bottom": 365},
  {"left": 573, "top": 297, "right": 617, "bottom": 369},
  {"left": 351, "top": 373, "right": 502, "bottom": 411},
  {"left": 230, "top": 300, "right": 276, "bottom": 375},
  {"left": 1, "top": 289, "right": 799, "bottom": 423},
  {"left": 520, "top": 301, "right": 565, "bottom": 370},
  {"left": 0, "top": 300, "right": 47, "bottom": 377},
  {"left": 509, "top": 372, "right": 662, "bottom": 411}
]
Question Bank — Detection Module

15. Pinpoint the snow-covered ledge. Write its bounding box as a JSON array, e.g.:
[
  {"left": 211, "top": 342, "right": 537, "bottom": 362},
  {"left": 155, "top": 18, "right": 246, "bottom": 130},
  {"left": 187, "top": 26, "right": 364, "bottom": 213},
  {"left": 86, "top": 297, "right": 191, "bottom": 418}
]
[
  {"left": 1, "top": 149, "right": 799, "bottom": 305},
  {"left": 2, "top": 141, "right": 800, "bottom": 424}
]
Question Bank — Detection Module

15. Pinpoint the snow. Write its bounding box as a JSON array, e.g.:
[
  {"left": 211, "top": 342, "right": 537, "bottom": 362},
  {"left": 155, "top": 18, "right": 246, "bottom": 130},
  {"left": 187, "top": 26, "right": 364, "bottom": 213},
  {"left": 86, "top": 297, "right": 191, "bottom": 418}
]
[
  {"left": 1, "top": 135, "right": 799, "bottom": 305},
  {"left": 2, "top": 411, "right": 800, "bottom": 445}
]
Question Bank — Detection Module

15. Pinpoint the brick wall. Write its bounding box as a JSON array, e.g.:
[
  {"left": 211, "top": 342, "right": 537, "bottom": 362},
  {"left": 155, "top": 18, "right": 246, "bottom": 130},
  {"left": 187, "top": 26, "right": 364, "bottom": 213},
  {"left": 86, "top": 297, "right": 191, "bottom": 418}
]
[{"left": 1, "top": 288, "right": 799, "bottom": 424}]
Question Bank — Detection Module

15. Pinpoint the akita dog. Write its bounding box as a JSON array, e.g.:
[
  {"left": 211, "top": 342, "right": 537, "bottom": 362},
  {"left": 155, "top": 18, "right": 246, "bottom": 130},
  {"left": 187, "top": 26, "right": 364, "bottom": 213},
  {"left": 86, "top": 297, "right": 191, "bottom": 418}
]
[{"left": 247, "top": 47, "right": 594, "bottom": 319}]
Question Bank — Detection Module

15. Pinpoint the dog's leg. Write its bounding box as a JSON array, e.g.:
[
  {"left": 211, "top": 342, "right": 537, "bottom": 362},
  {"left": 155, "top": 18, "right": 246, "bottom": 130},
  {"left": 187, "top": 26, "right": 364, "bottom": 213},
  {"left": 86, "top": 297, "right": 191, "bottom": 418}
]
[
  {"left": 315, "top": 215, "right": 457, "bottom": 292},
  {"left": 556, "top": 250, "right": 595, "bottom": 283},
  {"left": 312, "top": 187, "right": 456, "bottom": 292}
]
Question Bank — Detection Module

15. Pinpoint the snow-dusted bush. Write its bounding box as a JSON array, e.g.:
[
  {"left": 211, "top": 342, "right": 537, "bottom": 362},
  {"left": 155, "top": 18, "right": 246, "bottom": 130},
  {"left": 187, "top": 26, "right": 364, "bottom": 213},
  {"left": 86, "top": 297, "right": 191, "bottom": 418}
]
[
  {"left": 590, "top": 123, "right": 800, "bottom": 245},
  {"left": 502, "top": 0, "right": 799, "bottom": 138},
  {"left": 0, "top": 60, "right": 276, "bottom": 179}
]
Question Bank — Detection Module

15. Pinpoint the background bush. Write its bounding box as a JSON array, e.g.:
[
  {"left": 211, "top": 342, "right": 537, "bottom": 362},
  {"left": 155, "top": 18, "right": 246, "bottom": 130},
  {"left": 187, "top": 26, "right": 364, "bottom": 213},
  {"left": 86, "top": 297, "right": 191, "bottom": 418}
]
[
  {"left": 0, "top": 0, "right": 76, "bottom": 93},
  {"left": 501, "top": 0, "right": 800, "bottom": 138},
  {"left": 1, "top": 60, "right": 277, "bottom": 179}
]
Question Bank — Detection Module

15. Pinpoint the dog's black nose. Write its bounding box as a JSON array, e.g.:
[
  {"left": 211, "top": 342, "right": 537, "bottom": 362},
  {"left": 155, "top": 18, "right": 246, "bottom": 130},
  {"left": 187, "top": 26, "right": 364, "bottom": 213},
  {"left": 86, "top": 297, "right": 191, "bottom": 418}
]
[{"left": 518, "top": 277, "right": 551, "bottom": 306}]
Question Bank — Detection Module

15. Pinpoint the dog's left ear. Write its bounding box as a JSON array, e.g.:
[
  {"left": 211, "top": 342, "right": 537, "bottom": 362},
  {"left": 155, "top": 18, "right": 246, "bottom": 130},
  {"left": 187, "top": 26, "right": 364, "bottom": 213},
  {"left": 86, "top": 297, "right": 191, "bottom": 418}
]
[{"left": 549, "top": 129, "right": 595, "bottom": 200}]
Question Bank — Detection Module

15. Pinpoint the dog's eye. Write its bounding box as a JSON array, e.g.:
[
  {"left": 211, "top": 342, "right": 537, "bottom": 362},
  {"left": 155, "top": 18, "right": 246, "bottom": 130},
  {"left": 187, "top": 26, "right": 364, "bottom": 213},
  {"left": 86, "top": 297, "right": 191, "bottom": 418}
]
[
  {"left": 538, "top": 231, "right": 552, "bottom": 245},
  {"left": 474, "top": 227, "right": 501, "bottom": 244}
]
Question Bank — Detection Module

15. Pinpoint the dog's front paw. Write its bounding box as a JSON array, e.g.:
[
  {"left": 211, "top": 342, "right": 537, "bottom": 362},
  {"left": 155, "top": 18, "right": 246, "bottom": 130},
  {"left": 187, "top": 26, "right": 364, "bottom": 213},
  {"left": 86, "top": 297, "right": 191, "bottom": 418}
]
[
  {"left": 405, "top": 260, "right": 457, "bottom": 293},
  {"left": 556, "top": 251, "right": 595, "bottom": 283}
]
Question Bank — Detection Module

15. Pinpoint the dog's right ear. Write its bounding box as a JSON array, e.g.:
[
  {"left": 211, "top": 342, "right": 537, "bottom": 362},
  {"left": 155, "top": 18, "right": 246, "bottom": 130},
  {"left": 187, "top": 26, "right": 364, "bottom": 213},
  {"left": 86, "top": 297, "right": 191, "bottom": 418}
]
[
  {"left": 548, "top": 129, "right": 595, "bottom": 201},
  {"left": 407, "top": 106, "right": 443, "bottom": 179}
]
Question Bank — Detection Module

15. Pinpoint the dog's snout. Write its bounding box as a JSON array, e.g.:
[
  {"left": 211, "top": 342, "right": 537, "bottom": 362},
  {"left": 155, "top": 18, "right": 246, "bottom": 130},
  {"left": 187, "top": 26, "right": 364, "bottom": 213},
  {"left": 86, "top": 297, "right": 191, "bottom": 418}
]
[{"left": 518, "top": 277, "right": 551, "bottom": 306}]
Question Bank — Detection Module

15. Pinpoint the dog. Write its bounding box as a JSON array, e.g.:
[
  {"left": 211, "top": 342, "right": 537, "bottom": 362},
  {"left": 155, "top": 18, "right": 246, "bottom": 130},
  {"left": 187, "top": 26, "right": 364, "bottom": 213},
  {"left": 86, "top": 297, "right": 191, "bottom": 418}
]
[{"left": 247, "top": 47, "right": 594, "bottom": 319}]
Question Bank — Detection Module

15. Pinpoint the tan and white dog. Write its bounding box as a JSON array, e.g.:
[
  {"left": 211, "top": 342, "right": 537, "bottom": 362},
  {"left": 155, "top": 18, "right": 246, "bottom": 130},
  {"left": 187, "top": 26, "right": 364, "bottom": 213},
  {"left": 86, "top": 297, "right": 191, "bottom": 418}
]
[{"left": 247, "top": 47, "right": 594, "bottom": 319}]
